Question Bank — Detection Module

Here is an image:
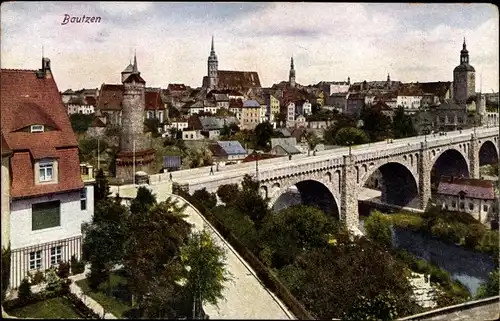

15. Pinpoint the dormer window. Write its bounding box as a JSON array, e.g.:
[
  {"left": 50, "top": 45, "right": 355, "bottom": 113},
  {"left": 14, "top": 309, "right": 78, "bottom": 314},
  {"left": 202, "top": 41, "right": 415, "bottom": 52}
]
[
  {"left": 39, "top": 160, "right": 54, "bottom": 182},
  {"left": 31, "top": 125, "right": 44, "bottom": 133}
]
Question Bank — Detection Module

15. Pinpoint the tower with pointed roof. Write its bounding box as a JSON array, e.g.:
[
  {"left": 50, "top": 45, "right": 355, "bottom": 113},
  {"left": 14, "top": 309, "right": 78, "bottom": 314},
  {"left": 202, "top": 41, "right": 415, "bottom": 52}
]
[
  {"left": 207, "top": 35, "right": 218, "bottom": 90},
  {"left": 453, "top": 38, "right": 476, "bottom": 105},
  {"left": 289, "top": 56, "right": 296, "bottom": 88},
  {"left": 115, "top": 52, "right": 155, "bottom": 181}
]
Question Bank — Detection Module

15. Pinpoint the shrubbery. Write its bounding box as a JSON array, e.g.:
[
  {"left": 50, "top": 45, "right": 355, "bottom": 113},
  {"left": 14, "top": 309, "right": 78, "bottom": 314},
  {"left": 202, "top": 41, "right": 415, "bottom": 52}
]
[
  {"left": 364, "top": 210, "right": 393, "bottom": 249},
  {"left": 18, "top": 278, "right": 32, "bottom": 301},
  {"left": 70, "top": 255, "right": 86, "bottom": 275}
]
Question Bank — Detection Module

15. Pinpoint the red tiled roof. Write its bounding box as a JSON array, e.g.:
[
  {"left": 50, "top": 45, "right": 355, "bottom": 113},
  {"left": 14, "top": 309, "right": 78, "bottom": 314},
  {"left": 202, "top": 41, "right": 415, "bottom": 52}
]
[
  {"left": 217, "top": 70, "right": 261, "bottom": 90},
  {"left": 1, "top": 68, "right": 83, "bottom": 199},
  {"left": 229, "top": 98, "right": 243, "bottom": 109},
  {"left": 145, "top": 91, "right": 163, "bottom": 110},
  {"left": 437, "top": 176, "right": 496, "bottom": 200},
  {"left": 85, "top": 96, "right": 97, "bottom": 106},
  {"left": 96, "top": 84, "right": 124, "bottom": 110}
]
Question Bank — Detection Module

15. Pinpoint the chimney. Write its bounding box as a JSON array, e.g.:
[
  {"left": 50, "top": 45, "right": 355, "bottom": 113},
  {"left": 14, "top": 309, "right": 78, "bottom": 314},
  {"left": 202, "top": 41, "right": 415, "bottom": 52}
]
[{"left": 37, "top": 57, "right": 52, "bottom": 79}]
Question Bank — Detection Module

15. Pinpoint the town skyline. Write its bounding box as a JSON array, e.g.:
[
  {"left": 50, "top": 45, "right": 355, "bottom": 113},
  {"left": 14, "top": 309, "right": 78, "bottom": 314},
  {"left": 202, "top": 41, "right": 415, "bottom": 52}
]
[{"left": 1, "top": 2, "right": 498, "bottom": 92}]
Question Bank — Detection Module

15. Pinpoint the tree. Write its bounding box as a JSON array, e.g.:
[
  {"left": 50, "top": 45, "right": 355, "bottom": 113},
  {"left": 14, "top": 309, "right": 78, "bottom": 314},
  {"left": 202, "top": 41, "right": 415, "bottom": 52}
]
[
  {"left": 82, "top": 199, "right": 128, "bottom": 296},
  {"left": 285, "top": 235, "right": 417, "bottom": 319},
  {"left": 220, "top": 125, "right": 231, "bottom": 138},
  {"left": 70, "top": 113, "right": 94, "bottom": 133},
  {"left": 254, "top": 121, "right": 274, "bottom": 150},
  {"left": 360, "top": 105, "right": 393, "bottom": 142},
  {"left": 323, "top": 114, "right": 357, "bottom": 144},
  {"left": 260, "top": 205, "right": 337, "bottom": 268},
  {"left": 233, "top": 175, "right": 269, "bottom": 228},
  {"left": 94, "top": 169, "right": 111, "bottom": 203},
  {"left": 1, "top": 246, "right": 11, "bottom": 300},
  {"left": 364, "top": 211, "right": 393, "bottom": 249},
  {"left": 304, "top": 131, "right": 320, "bottom": 155},
  {"left": 193, "top": 188, "right": 217, "bottom": 209},
  {"left": 217, "top": 184, "right": 240, "bottom": 204},
  {"left": 180, "top": 229, "right": 232, "bottom": 318},
  {"left": 392, "top": 106, "right": 417, "bottom": 139},
  {"left": 144, "top": 118, "right": 161, "bottom": 138},
  {"left": 124, "top": 198, "right": 192, "bottom": 316},
  {"left": 476, "top": 269, "right": 499, "bottom": 299},
  {"left": 130, "top": 186, "right": 157, "bottom": 215},
  {"left": 343, "top": 291, "right": 400, "bottom": 321},
  {"left": 334, "top": 127, "right": 370, "bottom": 146}
]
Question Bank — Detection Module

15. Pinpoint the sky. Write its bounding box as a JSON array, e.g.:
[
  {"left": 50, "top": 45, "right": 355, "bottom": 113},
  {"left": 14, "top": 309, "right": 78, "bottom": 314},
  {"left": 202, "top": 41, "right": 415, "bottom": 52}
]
[{"left": 1, "top": 2, "right": 499, "bottom": 92}]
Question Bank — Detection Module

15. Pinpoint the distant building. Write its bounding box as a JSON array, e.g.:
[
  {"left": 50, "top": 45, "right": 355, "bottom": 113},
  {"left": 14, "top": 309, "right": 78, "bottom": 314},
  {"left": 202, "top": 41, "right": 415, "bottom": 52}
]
[
  {"left": 209, "top": 140, "right": 248, "bottom": 164},
  {"left": 453, "top": 39, "right": 476, "bottom": 105},
  {"left": 270, "top": 137, "right": 302, "bottom": 156},
  {"left": 87, "top": 117, "right": 107, "bottom": 138},
  {"left": 241, "top": 100, "right": 261, "bottom": 130},
  {"left": 436, "top": 176, "right": 498, "bottom": 228}
]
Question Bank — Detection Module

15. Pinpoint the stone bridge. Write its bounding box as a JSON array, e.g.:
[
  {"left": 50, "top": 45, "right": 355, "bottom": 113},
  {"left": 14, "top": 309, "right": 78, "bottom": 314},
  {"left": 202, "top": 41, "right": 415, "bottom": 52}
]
[{"left": 158, "top": 126, "right": 499, "bottom": 232}]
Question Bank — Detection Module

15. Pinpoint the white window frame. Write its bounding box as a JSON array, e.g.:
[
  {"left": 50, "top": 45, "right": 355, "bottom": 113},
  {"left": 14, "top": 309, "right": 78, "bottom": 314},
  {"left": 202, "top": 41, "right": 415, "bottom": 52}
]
[
  {"left": 50, "top": 246, "right": 63, "bottom": 266},
  {"left": 31, "top": 124, "right": 44, "bottom": 133},
  {"left": 29, "top": 250, "right": 42, "bottom": 270},
  {"left": 39, "top": 160, "right": 54, "bottom": 182},
  {"left": 80, "top": 188, "right": 87, "bottom": 210}
]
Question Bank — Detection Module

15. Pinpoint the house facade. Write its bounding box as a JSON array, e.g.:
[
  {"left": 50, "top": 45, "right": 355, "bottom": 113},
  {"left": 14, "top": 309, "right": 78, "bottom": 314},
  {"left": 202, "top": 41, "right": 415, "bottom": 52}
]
[
  {"left": 1, "top": 58, "right": 94, "bottom": 288},
  {"left": 241, "top": 99, "right": 261, "bottom": 130},
  {"left": 436, "top": 176, "right": 497, "bottom": 227},
  {"left": 209, "top": 140, "right": 248, "bottom": 164}
]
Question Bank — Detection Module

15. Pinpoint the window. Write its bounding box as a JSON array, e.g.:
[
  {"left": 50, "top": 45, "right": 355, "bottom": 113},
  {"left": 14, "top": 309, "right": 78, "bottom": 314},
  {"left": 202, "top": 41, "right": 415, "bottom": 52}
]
[
  {"left": 39, "top": 161, "right": 54, "bottom": 182},
  {"left": 460, "top": 202, "right": 465, "bottom": 210},
  {"left": 29, "top": 251, "right": 42, "bottom": 270},
  {"left": 80, "top": 188, "right": 87, "bottom": 210},
  {"left": 451, "top": 201, "right": 456, "bottom": 208},
  {"left": 32, "top": 200, "right": 61, "bottom": 230},
  {"left": 469, "top": 203, "right": 474, "bottom": 211},
  {"left": 50, "top": 246, "right": 62, "bottom": 266},
  {"left": 483, "top": 205, "right": 488, "bottom": 212},
  {"left": 31, "top": 125, "right": 44, "bottom": 133},
  {"left": 459, "top": 193, "right": 465, "bottom": 200}
]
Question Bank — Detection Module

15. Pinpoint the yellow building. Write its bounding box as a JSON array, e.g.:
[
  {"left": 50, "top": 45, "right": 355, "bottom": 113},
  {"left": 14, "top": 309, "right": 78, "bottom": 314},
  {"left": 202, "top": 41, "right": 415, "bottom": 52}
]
[
  {"left": 316, "top": 91, "right": 325, "bottom": 106},
  {"left": 270, "top": 94, "right": 281, "bottom": 121},
  {"left": 241, "top": 99, "right": 261, "bottom": 130}
]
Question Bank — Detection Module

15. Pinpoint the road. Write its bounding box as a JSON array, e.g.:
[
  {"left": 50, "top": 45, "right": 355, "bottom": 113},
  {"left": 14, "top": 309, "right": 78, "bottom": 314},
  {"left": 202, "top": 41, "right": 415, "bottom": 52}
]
[
  {"left": 110, "top": 186, "right": 295, "bottom": 320},
  {"left": 170, "top": 126, "right": 498, "bottom": 187}
]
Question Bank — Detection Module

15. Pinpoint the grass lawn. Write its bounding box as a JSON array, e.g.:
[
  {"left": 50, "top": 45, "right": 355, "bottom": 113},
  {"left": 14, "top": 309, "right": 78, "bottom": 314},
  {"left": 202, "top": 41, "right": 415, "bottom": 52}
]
[
  {"left": 76, "top": 272, "right": 132, "bottom": 318},
  {"left": 8, "top": 297, "right": 82, "bottom": 319}
]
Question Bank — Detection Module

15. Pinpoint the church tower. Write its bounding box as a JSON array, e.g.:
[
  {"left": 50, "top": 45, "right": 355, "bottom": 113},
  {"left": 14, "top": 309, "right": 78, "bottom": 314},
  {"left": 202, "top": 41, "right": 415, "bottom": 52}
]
[
  {"left": 115, "top": 53, "right": 155, "bottom": 181},
  {"left": 453, "top": 38, "right": 476, "bottom": 105},
  {"left": 289, "top": 56, "right": 296, "bottom": 88},
  {"left": 207, "top": 35, "right": 218, "bottom": 90}
]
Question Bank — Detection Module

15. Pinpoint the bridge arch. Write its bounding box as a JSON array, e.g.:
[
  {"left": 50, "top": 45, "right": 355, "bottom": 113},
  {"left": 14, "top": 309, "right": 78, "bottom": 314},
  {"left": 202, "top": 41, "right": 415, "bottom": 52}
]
[
  {"left": 269, "top": 177, "right": 340, "bottom": 219},
  {"left": 479, "top": 139, "right": 499, "bottom": 166},
  {"left": 431, "top": 148, "right": 470, "bottom": 190},
  {"left": 359, "top": 161, "right": 419, "bottom": 207}
]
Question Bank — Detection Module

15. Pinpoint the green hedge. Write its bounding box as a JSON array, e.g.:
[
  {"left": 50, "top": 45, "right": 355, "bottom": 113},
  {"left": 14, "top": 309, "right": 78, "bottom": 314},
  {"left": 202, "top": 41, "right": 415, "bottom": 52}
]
[
  {"left": 175, "top": 189, "right": 315, "bottom": 320},
  {"left": 3, "top": 280, "right": 101, "bottom": 319}
]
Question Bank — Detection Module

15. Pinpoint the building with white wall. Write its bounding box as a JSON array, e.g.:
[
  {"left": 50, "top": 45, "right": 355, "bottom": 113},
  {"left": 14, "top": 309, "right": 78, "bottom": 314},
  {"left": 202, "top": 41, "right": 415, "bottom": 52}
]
[{"left": 1, "top": 59, "right": 94, "bottom": 288}]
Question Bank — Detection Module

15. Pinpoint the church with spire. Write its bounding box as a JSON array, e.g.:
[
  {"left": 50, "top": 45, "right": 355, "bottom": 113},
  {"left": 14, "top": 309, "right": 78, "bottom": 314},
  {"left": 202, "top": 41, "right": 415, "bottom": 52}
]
[{"left": 202, "top": 36, "right": 262, "bottom": 93}]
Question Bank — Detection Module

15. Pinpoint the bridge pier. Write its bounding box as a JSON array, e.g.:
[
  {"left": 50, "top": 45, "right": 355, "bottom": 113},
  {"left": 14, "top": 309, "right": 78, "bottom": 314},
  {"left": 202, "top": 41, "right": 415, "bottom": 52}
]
[
  {"left": 419, "top": 142, "right": 432, "bottom": 210},
  {"left": 469, "top": 134, "right": 480, "bottom": 179},
  {"left": 341, "top": 154, "right": 359, "bottom": 232}
]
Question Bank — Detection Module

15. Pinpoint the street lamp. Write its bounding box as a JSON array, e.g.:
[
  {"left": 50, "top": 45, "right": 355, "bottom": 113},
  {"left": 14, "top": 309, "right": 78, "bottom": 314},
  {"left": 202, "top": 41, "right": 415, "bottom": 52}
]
[{"left": 346, "top": 140, "right": 353, "bottom": 156}]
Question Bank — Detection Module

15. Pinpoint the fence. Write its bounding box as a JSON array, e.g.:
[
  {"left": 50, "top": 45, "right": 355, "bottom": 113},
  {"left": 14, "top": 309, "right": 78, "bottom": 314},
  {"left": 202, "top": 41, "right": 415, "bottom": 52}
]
[
  {"left": 10, "top": 236, "right": 82, "bottom": 288},
  {"left": 172, "top": 185, "right": 314, "bottom": 320}
]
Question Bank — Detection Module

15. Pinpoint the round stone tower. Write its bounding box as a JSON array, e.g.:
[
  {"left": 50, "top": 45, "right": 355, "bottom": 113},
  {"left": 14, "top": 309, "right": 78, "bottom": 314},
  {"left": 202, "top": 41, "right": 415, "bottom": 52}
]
[
  {"left": 453, "top": 38, "right": 476, "bottom": 105},
  {"left": 115, "top": 53, "right": 155, "bottom": 182}
]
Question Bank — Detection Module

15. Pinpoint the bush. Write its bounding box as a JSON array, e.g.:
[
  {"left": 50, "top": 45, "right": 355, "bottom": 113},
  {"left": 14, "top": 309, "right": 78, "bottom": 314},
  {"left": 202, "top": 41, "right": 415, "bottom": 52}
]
[
  {"left": 71, "top": 255, "right": 86, "bottom": 275},
  {"left": 476, "top": 230, "right": 499, "bottom": 255},
  {"left": 18, "top": 278, "right": 32, "bottom": 301},
  {"left": 87, "top": 260, "right": 107, "bottom": 291},
  {"left": 2, "top": 246, "right": 11, "bottom": 300},
  {"left": 31, "top": 270, "right": 45, "bottom": 285},
  {"left": 45, "top": 267, "right": 63, "bottom": 294},
  {"left": 464, "top": 224, "right": 485, "bottom": 249},
  {"left": 57, "top": 261, "right": 71, "bottom": 279},
  {"left": 364, "top": 211, "right": 392, "bottom": 249}
]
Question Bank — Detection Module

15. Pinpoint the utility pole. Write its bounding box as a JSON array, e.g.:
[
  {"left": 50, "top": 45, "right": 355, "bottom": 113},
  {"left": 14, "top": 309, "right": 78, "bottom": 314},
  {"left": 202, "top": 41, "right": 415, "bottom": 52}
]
[
  {"left": 133, "top": 139, "right": 136, "bottom": 186},
  {"left": 97, "top": 138, "right": 100, "bottom": 170}
]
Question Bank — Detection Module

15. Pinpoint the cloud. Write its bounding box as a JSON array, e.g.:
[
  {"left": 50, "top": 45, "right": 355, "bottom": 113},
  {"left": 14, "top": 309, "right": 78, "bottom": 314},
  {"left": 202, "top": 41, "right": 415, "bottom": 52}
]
[{"left": 1, "top": 3, "right": 498, "bottom": 92}]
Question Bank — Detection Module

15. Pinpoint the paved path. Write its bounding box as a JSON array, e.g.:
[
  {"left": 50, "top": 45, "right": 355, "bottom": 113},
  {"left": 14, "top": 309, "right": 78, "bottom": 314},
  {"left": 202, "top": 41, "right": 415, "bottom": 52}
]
[{"left": 110, "top": 187, "right": 295, "bottom": 320}]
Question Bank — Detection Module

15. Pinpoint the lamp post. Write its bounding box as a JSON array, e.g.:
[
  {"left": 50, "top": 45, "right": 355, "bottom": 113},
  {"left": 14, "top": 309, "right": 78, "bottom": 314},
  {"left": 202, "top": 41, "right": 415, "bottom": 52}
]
[{"left": 347, "top": 140, "right": 353, "bottom": 156}]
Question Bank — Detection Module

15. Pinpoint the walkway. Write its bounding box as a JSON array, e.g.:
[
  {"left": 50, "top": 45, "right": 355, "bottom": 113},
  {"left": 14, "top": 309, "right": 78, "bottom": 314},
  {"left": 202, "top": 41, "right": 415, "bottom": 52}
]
[{"left": 110, "top": 186, "right": 295, "bottom": 320}]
